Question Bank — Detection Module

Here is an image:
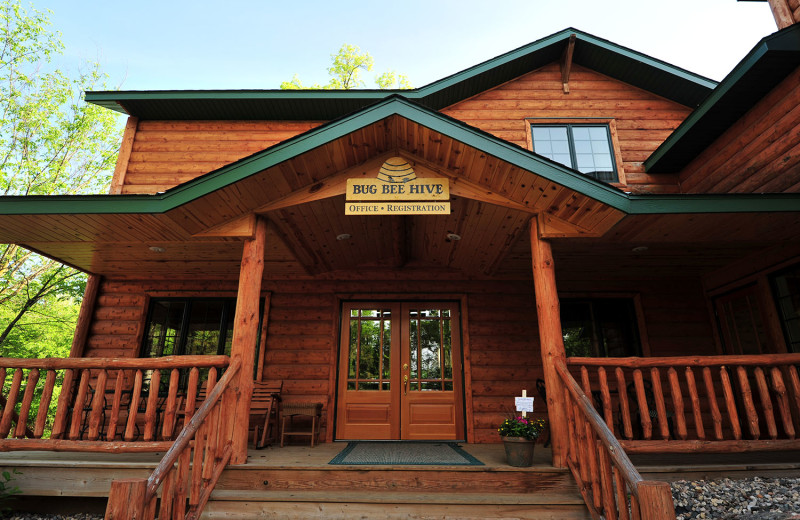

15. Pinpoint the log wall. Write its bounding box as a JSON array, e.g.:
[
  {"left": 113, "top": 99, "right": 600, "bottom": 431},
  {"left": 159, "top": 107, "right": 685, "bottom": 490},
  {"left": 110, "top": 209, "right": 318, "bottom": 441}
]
[
  {"left": 679, "top": 66, "right": 800, "bottom": 193},
  {"left": 441, "top": 63, "right": 692, "bottom": 194},
  {"left": 83, "top": 274, "right": 715, "bottom": 443},
  {"left": 121, "top": 121, "right": 322, "bottom": 194}
]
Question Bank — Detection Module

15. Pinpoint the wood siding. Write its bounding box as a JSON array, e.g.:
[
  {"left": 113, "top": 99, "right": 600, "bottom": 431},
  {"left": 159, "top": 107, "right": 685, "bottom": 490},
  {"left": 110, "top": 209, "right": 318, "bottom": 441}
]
[
  {"left": 679, "top": 66, "right": 800, "bottom": 194},
  {"left": 121, "top": 121, "right": 322, "bottom": 194},
  {"left": 441, "top": 63, "right": 692, "bottom": 194},
  {"left": 84, "top": 273, "right": 716, "bottom": 444}
]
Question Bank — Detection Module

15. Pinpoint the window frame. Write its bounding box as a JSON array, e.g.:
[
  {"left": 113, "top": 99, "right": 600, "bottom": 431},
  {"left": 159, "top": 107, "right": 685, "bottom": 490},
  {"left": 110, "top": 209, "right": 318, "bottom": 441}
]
[{"left": 526, "top": 118, "right": 626, "bottom": 186}]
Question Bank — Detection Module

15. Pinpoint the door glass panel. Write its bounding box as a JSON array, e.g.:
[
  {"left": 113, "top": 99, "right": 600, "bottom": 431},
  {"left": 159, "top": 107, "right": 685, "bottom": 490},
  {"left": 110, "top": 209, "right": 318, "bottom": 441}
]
[
  {"left": 408, "top": 307, "right": 454, "bottom": 392},
  {"left": 346, "top": 308, "right": 392, "bottom": 391}
]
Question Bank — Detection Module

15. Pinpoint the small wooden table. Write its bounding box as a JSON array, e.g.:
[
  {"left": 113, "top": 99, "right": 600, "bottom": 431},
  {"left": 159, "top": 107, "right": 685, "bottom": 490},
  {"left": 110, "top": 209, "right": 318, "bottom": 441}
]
[{"left": 280, "top": 402, "right": 322, "bottom": 447}]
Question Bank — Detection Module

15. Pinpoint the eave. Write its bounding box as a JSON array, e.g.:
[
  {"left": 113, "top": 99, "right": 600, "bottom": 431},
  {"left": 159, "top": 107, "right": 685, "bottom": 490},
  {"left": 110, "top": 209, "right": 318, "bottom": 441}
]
[
  {"left": 646, "top": 23, "right": 800, "bottom": 173},
  {"left": 85, "top": 28, "right": 717, "bottom": 121}
]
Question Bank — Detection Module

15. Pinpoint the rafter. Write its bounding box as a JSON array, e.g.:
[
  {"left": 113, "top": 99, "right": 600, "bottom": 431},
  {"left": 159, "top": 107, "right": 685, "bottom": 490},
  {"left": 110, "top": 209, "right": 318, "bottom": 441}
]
[{"left": 560, "top": 33, "right": 577, "bottom": 94}]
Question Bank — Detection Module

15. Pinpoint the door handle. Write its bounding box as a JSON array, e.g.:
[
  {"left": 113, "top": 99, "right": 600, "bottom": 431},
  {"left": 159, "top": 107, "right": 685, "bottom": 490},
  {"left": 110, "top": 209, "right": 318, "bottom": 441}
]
[{"left": 403, "top": 375, "right": 408, "bottom": 395}]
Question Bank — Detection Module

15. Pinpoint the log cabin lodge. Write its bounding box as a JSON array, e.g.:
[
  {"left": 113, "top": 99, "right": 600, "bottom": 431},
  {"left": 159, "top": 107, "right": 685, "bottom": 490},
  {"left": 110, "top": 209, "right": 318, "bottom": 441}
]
[{"left": 2, "top": 3, "right": 800, "bottom": 519}]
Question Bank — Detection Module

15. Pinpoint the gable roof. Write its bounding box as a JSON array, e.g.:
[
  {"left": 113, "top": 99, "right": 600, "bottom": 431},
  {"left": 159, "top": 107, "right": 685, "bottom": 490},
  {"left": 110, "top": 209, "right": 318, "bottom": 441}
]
[
  {"left": 1, "top": 95, "right": 798, "bottom": 219},
  {"left": 84, "top": 28, "right": 717, "bottom": 121},
  {"left": 646, "top": 23, "right": 800, "bottom": 173}
]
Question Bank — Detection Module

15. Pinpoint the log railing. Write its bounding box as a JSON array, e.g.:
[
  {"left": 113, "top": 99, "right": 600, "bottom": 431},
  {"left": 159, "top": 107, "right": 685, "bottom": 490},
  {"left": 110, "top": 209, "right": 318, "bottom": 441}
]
[
  {"left": 105, "top": 357, "right": 241, "bottom": 520},
  {"left": 0, "top": 356, "right": 230, "bottom": 452},
  {"left": 567, "top": 354, "right": 800, "bottom": 453},
  {"left": 555, "top": 360, "right": 676, "bottom": 520}
]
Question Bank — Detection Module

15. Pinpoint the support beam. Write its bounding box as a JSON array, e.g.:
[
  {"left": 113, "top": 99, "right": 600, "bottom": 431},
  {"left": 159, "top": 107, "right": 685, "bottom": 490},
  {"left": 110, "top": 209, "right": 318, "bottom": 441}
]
[
  {"left": 560, "top": 34, "right": 576, "bottom": 94},
  {"left": 768, "top": 0, "right": 795, "bottom": 28},
  {"left": 529, "top": 217, "right": 569, "bottom": 468},
  {"left": 229, "top": 216, "right": 267, "bottom": 464},
  {"left": 69, "top": 274, "right": 102, "bottom": 358},
  {"left": 109, "top": 117, "right": 138, "bottom": 195}
]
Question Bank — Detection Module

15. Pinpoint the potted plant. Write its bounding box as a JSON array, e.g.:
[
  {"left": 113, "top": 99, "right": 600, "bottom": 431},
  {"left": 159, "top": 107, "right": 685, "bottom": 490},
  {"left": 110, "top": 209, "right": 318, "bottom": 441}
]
[{"left": 498, "top": 416, "right": 546, "bottom": 467}]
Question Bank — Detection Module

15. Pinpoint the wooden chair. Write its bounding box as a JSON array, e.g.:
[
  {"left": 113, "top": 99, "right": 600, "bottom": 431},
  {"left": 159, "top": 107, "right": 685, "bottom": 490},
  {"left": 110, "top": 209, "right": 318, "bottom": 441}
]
[{"left": 251, "top": 380, "right": 283, "bottom": 449}]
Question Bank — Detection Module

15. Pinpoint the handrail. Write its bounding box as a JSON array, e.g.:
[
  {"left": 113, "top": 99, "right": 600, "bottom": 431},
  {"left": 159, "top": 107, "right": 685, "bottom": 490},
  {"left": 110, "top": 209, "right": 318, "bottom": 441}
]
[
  {"left": 145, "top": 357, "right": 241, "bottom": 501},
  {"left": 568, "top": 353, "right": 800, "bottom": 367},
  {"left": 555, "top": 360, "right": 676, "bottom": 520},
  {"left": 0, "top": 355, "right": 230, "bottom": 370},
  {"left": 567, "top": 354, "right": 800, "bottom": 452}
]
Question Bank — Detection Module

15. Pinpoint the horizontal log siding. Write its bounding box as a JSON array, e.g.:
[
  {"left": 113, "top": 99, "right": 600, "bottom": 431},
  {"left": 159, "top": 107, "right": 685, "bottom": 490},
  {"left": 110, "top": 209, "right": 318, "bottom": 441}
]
[
  {"left": 441, "top": 63, "right": 691, "bottom": 194},
  {"left": 680, "top": 66, "right": 800, "bottom": 194},
  {"left": 83, "top": 274, "right": 714, "bottom": 443},
  {"left": 122, "top": 121, "right": 322, "bottom": 194}
]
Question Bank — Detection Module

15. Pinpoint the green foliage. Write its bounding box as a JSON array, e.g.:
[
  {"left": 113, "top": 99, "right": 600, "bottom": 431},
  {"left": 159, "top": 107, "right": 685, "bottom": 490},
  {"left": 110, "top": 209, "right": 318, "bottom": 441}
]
[
  {"left": 280, "top": 44, "right": 411, "bottom": 90},
  {"left": 0, "top": 469, "right": 22, "bottom": 510},
  {"left": 0, "top": 0, "right": 120, "bottom": 355},
  {"left": 498, "top": 416, "right": 546, "bottom": 441}
]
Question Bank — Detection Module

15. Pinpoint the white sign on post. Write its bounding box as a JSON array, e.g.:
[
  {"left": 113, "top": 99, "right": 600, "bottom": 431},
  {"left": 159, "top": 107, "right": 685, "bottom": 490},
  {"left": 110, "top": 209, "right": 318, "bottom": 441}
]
[{"left": 515, "top": 390, "right": 535, "bottom": 417}]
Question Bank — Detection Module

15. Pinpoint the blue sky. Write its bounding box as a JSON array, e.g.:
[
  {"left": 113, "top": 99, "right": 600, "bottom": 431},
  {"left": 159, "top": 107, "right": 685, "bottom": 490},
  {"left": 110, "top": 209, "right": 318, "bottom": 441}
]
[{"left": 44, "top": 0, "right": 777, "bottom": 91}]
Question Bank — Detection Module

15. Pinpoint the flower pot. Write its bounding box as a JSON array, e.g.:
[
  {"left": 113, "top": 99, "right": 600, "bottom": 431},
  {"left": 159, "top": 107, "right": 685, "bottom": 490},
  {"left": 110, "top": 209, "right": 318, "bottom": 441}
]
[{"left": 502, "top": 436, "right": 535, "bottom": 467}]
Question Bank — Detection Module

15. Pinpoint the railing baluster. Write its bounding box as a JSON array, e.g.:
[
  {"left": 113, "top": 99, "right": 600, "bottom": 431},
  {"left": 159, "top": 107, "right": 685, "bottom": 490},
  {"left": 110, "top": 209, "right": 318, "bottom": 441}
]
[
  {"left": 16, "top": 369, "right": 39, "bottom": 438},
  {"left": 754, "top": 367, "right": 778, "bottom": 440},
  {"left": 788, "top": 366, "right": 800, "bottom": 432},
  {"left": 0, "top": 368, "right": 24, "bottom": 438},
  {"left": 616, "top": 368, "right": 633, "bottom": 439},
  {"left": 719, "top": 367, "right": 741, "bottom": 440},
  {"left": 160, "top": 464, "right": 176, "bottom": 520},
  {"left": 69, "top": 369, "right": 91, "bottom": 440},
  {"left": 632, "top": 370, "right": 652, "bottom": 439},
  {"left": 613, "top": 466, "right": 631, "bottom": 520},
  {"left": 106, "top": 371, "right": 125, "bottom": 441},
  {"left": 598, "top": 367, "right": 615, "bottom": 433},
  {"left": 143, "top": 370, "right": 161, "bottom": 442},
  {"left": 649, "top": 368, "right": 669, "bottom": 440},
  {"left": 175, "top": 446, "right": 192, "bottom": 518},
  {"left": 162, "top": 368, "right": 180, "bottom": 440},
  {"left": 52, "top": 368, "right": 75, "bottom": 439},
  {"left": 667, "top": 368, "right": 687, "bottom": 440},
  {"left": 88, "top": 369, "right": 108, "bottom": 441},
  {"left": 736, "top": 366, "right": 759, "bottom": 439},
  {"left": 125, "top": 370, "right": 144, "bottom": 442},
  {"left": 702, "top": 367, "right": 723, "bottom": 440},
  {"left": 684, "top": 367, "right": 705, "bottom": 440},
  {"left": 184, "top": 368, "right": 200, "bottom": 426},
  {"left": 35, "top": 370, "right": 56, "bottom": 438},
  {"left": 771, "top": 367, "right": 795, "bottom": 438},
  {"left": 597, "top": 439, "right": 618, "bottom": 520},
  {"left": 190, "top": 419, "right": 208, "bottom": 508}
]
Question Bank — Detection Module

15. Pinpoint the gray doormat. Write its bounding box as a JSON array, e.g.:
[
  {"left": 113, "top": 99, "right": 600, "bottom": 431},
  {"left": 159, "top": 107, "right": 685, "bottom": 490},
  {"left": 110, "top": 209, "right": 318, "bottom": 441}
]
[{"left": 329, "top": 441, "right": 484, "bottom": 466}]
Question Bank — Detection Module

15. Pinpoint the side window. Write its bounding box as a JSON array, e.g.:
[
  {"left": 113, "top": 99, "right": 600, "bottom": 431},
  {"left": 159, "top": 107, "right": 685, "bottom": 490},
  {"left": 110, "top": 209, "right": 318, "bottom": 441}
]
[
  {"left": 771, "top": 264, "right": 800, "bottom": 353},
  {"left": 142, "top": 298, "right": 236, "bottom": 358},
  {"left": 560, "top": 298, "right": 642, "bottom": 357},
  {"left": 531, "top": 124, "right": 618, "bottom": 183}
]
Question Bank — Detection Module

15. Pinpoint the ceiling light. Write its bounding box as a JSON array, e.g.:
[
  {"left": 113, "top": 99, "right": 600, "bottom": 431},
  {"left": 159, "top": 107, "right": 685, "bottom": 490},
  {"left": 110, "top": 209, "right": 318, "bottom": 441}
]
[
  {"left": 631, "top": 246, "right": 648, "bottom": 253},
  {"left": 446, "top": 233, "right": 461, "bottom": 241},
  {"left": 336, "top": 233, "right": 352, "bottom": 241},
  {"left": 149, "top": 246, "right": 166, "bottom": 253}
]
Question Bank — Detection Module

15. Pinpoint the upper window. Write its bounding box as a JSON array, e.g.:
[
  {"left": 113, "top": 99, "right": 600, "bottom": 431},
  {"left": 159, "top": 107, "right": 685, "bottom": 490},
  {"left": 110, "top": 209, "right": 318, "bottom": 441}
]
[
  {"left": 531, "top": 124, "right": 618, "bottom": 182},
  {"left": 560, "top": 298, "right": 642, "bottom": 357}
]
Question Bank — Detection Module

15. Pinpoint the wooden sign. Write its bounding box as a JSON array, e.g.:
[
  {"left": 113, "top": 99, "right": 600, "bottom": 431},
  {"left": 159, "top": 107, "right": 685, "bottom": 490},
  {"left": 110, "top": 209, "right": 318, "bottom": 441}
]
[{"left": 346, "top": 157, "right": 451, "bottom": 215}]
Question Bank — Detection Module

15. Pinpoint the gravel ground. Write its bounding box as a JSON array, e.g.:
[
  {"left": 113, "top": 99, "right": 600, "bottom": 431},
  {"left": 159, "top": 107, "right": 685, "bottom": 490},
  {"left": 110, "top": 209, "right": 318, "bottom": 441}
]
[{"left": 672, "top": 477, "right": 800, "bottom": 519}]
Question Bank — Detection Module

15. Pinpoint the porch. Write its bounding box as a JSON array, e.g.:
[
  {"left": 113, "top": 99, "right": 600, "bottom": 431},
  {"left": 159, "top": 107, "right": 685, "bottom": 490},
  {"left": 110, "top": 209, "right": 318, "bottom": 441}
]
[{"left": 4, "top": 444, "right": 800, "bottom": 519}]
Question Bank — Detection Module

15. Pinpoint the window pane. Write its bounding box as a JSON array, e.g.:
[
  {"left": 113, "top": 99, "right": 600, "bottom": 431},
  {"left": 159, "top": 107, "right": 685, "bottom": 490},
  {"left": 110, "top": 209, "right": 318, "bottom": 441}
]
[
  {"left": 532, "top": 125, "right": 573, "bottom": 169},
  {"left": 144, "top": 301, "right": 186, "bottom": 357},
  {"left": 561, "top": 299, "right": 641, "bottom": 357},
  {"left": 184, "top": 301, "right": 226, "bottom": 355},
  {"left": 358, "top": 319, "right": 381, "bottom": 379}
]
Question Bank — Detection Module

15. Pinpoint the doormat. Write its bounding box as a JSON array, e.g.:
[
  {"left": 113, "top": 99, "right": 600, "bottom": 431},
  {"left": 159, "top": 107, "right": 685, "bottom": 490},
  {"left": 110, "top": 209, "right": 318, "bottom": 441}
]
[{"left": 329, "top": 442, "right": 484, "bottom": 466}]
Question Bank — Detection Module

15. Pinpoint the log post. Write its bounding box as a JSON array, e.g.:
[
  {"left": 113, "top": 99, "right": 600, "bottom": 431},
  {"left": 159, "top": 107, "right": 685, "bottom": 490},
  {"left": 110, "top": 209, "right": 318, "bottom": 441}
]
[
  {"left": 636, "top": 481, "right": 677, "bottom": 519},
  {"left": 69, "top": 274, "right": 102, "bottom": 358},
  {"left": 104, "top": 478, "right": 147, "bottom": 519},
  {"left": 767, "top": 0, "right": 795, "bottom": 29},
  {"left": 529, "top": 217, "right": 569, "bottom": 468},
  {"left": 228, "top": 216, "right": 267, "bottom": 464}
]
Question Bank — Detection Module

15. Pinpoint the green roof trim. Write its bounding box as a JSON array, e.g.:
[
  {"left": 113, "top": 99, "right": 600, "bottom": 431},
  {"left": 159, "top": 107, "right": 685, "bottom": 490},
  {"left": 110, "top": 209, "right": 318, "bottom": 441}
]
[
  {"left": 646, "top": 24, "right": 800, "bottom": 173},
  {"left": 1, "top": 95, "right": 799, "bottom": 219},
  {"left": 85, "top": 28, "right": 716, "bottom": 120}
]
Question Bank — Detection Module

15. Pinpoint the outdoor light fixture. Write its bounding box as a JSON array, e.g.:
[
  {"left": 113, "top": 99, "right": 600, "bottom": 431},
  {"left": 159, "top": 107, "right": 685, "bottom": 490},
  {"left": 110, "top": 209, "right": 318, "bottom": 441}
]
[
  {"left": 446, "top": 233, "right": 461, "bottom": 241},
  {"left": 336, "top": 233, "right": 352, "bottom": 241},
  {"left": 149, "top": 246, "right": 166, "bottom": 253},
  {"left": 631, "top": 246, "right": 648, "bottom": 253}
]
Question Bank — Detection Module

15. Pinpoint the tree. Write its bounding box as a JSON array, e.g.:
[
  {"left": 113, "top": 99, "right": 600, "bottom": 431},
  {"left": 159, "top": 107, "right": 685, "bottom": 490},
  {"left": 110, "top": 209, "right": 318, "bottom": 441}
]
[
  {"left": 280, "top": 44, "right": 411, "bottom": 90},
  {"left": 0, "top": 1, "right": 120, "bottom": 352}
]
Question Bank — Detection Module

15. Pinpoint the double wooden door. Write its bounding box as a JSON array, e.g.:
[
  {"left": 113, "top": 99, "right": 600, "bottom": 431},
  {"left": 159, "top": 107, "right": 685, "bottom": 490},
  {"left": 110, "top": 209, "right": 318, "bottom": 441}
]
[{"left": 335, "top": 302, "right": 464, "bottom": 440}]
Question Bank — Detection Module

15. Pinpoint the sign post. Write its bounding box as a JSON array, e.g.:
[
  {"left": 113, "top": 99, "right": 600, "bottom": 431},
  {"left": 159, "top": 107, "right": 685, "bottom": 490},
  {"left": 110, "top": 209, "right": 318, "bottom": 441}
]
[{"left": 515, "top": 389, "right": 534, "bottom": 418}]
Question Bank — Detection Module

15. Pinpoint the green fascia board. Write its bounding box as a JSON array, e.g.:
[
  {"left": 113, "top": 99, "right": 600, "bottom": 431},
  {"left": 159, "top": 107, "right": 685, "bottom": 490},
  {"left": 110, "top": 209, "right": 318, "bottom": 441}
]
[
  {"left": 646, "top": 24, "right": 800, "bottom": 173},
  {"left": 1, "top": 96, "right": 799, "bottom": 219},
  {"left": 85, "top": 28, "right": 717, "bottom": 118}
]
